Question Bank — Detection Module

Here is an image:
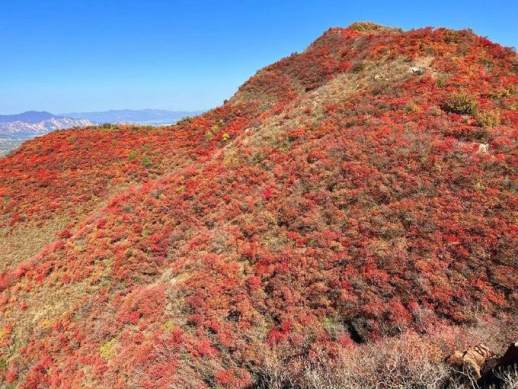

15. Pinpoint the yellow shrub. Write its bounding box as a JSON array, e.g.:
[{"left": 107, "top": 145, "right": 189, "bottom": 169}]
[{"left": 99, "top": 338, "right": 118, "bottom": 360}]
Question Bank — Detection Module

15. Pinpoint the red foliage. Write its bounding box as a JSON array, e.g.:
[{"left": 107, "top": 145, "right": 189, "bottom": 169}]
[{"left": 0, "top": 24, "right": 516, "bottom": 387}]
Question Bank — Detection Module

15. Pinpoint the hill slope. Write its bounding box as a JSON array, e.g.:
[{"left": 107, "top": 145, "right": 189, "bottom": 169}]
[{"left": 0, "top": 23, "right": 517, "bottom": 387}]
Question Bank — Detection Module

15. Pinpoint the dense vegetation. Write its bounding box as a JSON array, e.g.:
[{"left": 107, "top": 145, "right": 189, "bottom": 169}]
[{"left": 0, "top": 23, "right": 517, "bottom": 387}]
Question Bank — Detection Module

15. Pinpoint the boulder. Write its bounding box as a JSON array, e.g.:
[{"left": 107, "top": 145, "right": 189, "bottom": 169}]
[
  {"left": 409, "top": 66, "right": 425, "bottom": 75},
  {"left": 446, "top": 344, "right": 494, "bottom": 379}
]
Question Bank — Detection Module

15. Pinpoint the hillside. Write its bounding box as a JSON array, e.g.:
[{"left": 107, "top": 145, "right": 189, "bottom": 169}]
[
  {"left": 0, "top": 110, "right": 199, "bottom": 156},
  {"left": 0, "top": 23, "right": 517, "bottom": 387}
]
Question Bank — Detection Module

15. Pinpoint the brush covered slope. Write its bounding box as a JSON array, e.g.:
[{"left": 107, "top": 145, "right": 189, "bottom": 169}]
[{"left": 0, "top": 23, "right": 517, "bottom": 387}]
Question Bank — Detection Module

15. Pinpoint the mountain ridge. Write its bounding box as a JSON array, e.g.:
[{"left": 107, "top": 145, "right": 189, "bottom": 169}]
[
  {"left": 0, "top": 111, "right": 59, "bottom": 124},
  {"left": 0, "top": 23, "right": 516, "bottom": 387}
]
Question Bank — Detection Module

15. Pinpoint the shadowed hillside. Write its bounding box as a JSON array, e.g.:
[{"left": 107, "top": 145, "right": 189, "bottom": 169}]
[{"left": 0, "top": 23, "right": 517, "bottom": 387}]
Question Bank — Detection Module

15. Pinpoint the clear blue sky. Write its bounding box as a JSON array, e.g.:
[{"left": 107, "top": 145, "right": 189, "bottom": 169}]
[{"left": 1, "top": 0, "right": 516, "bottom": 114}]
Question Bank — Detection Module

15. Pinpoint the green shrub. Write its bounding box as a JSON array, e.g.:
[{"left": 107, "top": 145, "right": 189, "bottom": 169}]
[
  {"left": 476, "top": 110, "right": 500, "bottom": 128},
  {"left": 349, "top": 22, "right": 395, "bottom": 32},
  {"left": 404, "top": 101, "right": 420, "bottom": 113},
  {"left": 128, "top": 150, "right": 138, "bottom": 161},
  {"left": 441, "top": 93, "right": 478, "bottom": 115},
  {"left": 99, "top": 338, "right": 117, "bottom": 360},
  {"left": 101, "top": 123, "right": 116, "bottom": 129},
  {"left": 436, "top": 77, "right": 447, "bottom": 88},
  {"left": 141, "top": 156, "right": 153, "bottom": 169}
]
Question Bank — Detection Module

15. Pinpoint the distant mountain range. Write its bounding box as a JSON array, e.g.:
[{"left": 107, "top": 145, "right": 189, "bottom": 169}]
[
  {"left": 0, "top": 112, "right": 92, "bottom": 140},
  {"left": 0, "top": 111, "right": 58, "bottom": 124},
  {"left": 64, "top": 109, "right": 201, "bottom": 125},
  {"left": 0, "top": 109, "right": 200, "bottom": 155}
]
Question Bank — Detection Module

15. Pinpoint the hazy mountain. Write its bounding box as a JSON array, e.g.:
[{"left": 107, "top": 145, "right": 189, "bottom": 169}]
[
  {"left": 64, "top": 109, "right": 201, "bottom": 125},
  {"left": 0, "top": 111, "right": 57, "bottom": 124},
  {"left": 0, "top": 116, "right": 92, "bottom": 139},
  {"left": 0, "top": 112, "right": 92, "bottom": 155}
]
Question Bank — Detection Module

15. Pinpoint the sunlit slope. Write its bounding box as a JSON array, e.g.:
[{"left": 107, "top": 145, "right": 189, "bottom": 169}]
[{"left": 0, "top": 23, "right": 516, "bottom": 387}]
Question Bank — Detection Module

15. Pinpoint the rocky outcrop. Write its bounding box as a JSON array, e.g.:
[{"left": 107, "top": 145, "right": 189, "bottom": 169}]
[
  {"left": 447, "top": 342, "right": 518, "bottom": 387},
  {"left": 446, "top": 344, "right": 495, "bottom": 379}
]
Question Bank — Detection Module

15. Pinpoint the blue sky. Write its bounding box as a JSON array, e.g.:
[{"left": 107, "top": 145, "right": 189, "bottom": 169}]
[{"left": 0, "top": 0, "right": 516, "bottom": 114}]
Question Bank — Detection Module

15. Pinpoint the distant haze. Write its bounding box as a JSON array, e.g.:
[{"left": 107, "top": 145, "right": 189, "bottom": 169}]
[{"left": 64, "top": 109, "right": 202, "bottom": 125}]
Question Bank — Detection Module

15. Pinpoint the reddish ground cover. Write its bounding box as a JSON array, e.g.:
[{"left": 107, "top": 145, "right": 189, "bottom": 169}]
[{"left": 0, "top": 23, "right": 516, "bottom": 387}]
